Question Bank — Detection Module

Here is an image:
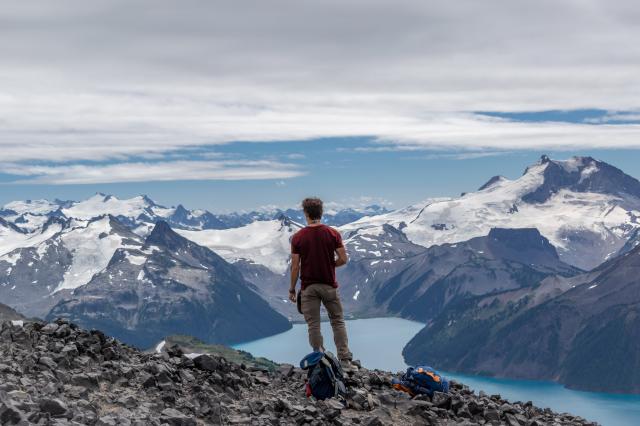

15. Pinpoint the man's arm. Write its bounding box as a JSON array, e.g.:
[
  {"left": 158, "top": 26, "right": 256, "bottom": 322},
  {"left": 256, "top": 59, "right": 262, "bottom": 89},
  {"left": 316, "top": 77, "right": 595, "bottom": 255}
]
[
  {"left": 289, "top": 252, "right": 301, "bottom": 302},
  {"left": 335, "top": 247, "right": 348, "bottom": 268}
]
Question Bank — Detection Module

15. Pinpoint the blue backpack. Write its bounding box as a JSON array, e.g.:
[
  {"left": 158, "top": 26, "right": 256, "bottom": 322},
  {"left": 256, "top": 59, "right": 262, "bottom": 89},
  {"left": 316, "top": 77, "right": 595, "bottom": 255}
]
[
  {"left": 300, "top": 351, "right": 347, "bottom": 400},
  {"left": 392, "top": 365, "right": 449, "bottom": 397}
]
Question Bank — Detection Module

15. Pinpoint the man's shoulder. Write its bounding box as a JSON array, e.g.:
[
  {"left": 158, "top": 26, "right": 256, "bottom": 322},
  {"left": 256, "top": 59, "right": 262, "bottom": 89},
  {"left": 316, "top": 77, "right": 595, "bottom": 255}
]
[
  {"left": 292, "top": 227, "right": 308, "bottom": 240},
  {"left": 323, "top": 224, "right": 341, "bottom": 235}
]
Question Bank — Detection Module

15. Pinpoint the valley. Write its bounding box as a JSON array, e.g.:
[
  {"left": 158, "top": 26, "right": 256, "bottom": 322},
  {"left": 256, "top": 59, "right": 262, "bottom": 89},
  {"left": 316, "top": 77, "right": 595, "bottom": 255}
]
[{"left": 1, "top": 155, "right": 640, "bottom": 395}]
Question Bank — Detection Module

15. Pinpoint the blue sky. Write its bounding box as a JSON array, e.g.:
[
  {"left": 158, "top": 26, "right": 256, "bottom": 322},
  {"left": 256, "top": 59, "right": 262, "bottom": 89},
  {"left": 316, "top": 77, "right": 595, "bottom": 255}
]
[
  {"left": 0, "top": 2, "right": 639, "bottom": 212},
  {"left": 2, "top": 132, "right": 640, "bottom": 213}
]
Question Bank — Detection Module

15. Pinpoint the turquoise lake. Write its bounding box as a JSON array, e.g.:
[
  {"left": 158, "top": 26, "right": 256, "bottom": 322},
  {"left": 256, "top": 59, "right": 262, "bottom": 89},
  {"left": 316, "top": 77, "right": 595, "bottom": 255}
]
[{"left": 235, "top": 317, "right": 640, "bottom": 426}]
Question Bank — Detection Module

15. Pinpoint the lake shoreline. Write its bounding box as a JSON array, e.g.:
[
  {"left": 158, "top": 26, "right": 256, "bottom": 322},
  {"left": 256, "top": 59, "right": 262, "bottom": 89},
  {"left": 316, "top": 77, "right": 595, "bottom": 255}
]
[{"left": 236, "top": 317, "right": 640, "bottom": 426}]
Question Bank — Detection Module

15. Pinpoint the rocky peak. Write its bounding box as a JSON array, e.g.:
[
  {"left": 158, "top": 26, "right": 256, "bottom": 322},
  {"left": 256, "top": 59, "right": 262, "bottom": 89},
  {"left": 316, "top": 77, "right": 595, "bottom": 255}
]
[
  {"left": 478, "top": 175, "right": 507, "bottom": 191},
  {"left": 41, "top": 215, "right": 71, "bottom": 233},
  {"left": 173, "top": 204, "right": 189, "bottom": 216},
  {"left": 273, "top": 212, "right": 291, "bottom": 224},
  {"left": 487, "top": 227, "right": 559, "bottom": 259},
  {"left": 463, "top": 227, "right": 569, "bottom": 268},
  {"left": 617, "top": 228, "right": 640, "bottom": 257},
  {"left": 521, "top": 155, "right": 640, "bottom": 203},
  {"left": 275, "top": 213, "right": 303, "bottom": 232},
  {"left": 0, "top": 217, "right": 26, "bottom": 234},
  {"left": 144, "top": 220, "right": 185, "bottom": 250},
  {"left": 139, "top": 194, "right": 157, "bottom": 206},
  {"left": 0, "top": 208, "right": 18, "bottom": 217}
]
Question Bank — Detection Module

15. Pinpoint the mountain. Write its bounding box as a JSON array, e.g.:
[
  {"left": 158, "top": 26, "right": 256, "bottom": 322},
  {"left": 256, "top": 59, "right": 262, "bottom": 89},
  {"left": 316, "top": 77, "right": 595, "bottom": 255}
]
[
  {"left": 0, "top": 301, "right": 24, "bottom": 321},
  {"left": 1, "top": 194, "right": 390, "bottom": 237},
  {"left": 177, "top": 215, "right": 303, "bottom": 275},
  {"left": 403, "top": 243, "right": 640, "bottom": 393},
  {"left": 522, "top": 154, "right": 640, "bottom": 203},
  {"left": 1, "top": 195, "right": 390, "bottom": 305},
  {"left": 217, "top": 204, "right": 391, "bottom": 228},
  {"left": 283, "top": 204, "right": 391, "bottom": 227},
  {"left": 342, "top": 156, "right": 640, "bottom": 270},
  {"left": 0, "top": 215, "right": 142, "bottom": 318},
  {"left": 47, "top": 221, "right": 291, "bottom": 349},
  {"left": 618, "top": 227, "right": 640, "bottom": 256},
  {"left": 337, "top": 227, "right": 580, "bottom": 321},
  {"left": 232, "top": 259, "right": 300, "bottom": 319},
  {"left": 226, "top": 223, "right": 581, "bottom": 322},
  {"left": 0, "top": 199, "right": 70, "bottom": 232}
]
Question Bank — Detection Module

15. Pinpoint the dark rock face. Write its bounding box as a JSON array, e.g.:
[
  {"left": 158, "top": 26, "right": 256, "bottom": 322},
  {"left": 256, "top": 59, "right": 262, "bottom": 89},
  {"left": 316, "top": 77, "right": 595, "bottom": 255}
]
[
  {"left": 0, "top": 217, "right": 26, "bottom": 234},
  {"left": 166, "top": 204, "right": 228, "bottom": 230},
  {"left": 0, "top": 319, "right": 598, "bottom": 425},
  {"left": 617, "top": 227, "right": 640, "bottom": 257},
  {"left": 47, "top": 221, "right": 291, "bottom": 349},
  {"left": 477, "top": 175, "right": 506, "bottom": 191},
  {"left": 404, "top": 244, "right": 640, "bottom": 393},
  {"left": 0, "top": 302, "right": 24, "bottom": 322},
  {"left": 481, "top": 227, "right": 562, "bottom": 266},
  {"left": 522, "top": 155, "right": 640, "bottom": 203},
  {"left": 335, "top": 226, "right": 579, "bottom": 323}
]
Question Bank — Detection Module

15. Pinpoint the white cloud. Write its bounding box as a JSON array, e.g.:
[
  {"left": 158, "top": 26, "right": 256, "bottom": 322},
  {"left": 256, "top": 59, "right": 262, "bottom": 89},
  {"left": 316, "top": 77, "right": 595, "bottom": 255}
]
[
  {"left": 0, "top": 0, "right": 638, "bottom": 167},
  {"left": 0, "top": 160, "right": 304, "bottom": 185},
  {"left": 585, "top": 111, "right": 640, "bottom": 124}
]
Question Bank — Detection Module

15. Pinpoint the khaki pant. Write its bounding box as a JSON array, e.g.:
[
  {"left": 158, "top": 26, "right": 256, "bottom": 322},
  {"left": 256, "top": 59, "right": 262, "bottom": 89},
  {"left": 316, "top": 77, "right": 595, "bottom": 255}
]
[{"left": 301, "top": 283, "right": 352, "bottom": 361}]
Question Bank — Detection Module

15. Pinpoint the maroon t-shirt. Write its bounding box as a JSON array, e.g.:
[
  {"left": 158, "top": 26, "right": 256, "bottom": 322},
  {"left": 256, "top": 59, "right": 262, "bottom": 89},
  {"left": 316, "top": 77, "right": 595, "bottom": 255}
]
[{"left": 291, "top": 224, "right": 343, "bottom": 290}]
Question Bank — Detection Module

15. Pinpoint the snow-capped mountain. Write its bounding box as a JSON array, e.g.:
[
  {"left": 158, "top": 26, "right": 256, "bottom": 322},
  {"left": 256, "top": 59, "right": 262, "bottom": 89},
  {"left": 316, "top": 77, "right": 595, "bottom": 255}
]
[
  {"left": 335, "top": 226, "right": 580, "bottom": 319},
  {"left": 48, "top": 221, "right": 291, "bottom": 348},
  {"left": 177, "top": 215, "right": 303, "bottom": 274},
  {"left": 342, "top": 156, "right": 640, "bottom": 270},
  {"left": 2, "top": 154, "right": 640, "bottom": 330},
  {"left": 214, "top": 204, "right": 390, "bottom": 228},
  {"left": 0, "top": 192, "right": 389, "bottom": 320},
  {"left": 1, "top": 193, "right": 389, "bottom": 237},
  {"left": 0, "top": 215, "right": 143, "bottom": 317}
]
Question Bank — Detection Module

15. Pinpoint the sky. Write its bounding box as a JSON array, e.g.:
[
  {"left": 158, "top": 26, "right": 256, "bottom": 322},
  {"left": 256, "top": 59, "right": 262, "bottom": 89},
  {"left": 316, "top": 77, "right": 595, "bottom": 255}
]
[{"left": 0, "top": 1, "right": 639, "bottom": 212}]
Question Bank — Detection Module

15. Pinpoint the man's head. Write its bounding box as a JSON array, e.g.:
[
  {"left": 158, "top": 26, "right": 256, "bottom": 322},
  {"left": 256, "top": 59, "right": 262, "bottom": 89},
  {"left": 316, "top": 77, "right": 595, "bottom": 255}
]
[{"left": 302, "top": 197, "right": 323, "bottom": 222}]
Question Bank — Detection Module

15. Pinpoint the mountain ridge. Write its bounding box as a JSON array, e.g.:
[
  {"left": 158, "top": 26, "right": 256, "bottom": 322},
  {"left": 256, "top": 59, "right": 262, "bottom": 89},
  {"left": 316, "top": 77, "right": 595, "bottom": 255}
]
[
  {"left": 46, "top": 220, "right": 292, "bottom": 348},
  {"left": 403, "top": 242, "right": 640, "bottom": 393},
  {"left": 342, "top": 155, "right": 640, "bottom": 270}
]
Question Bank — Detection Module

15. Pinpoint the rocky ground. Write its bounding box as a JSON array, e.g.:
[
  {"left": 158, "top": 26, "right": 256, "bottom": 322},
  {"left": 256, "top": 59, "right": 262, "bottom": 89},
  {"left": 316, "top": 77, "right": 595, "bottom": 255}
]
[{"left": 0, "top": 319, "right": 597, "bottom": 425}]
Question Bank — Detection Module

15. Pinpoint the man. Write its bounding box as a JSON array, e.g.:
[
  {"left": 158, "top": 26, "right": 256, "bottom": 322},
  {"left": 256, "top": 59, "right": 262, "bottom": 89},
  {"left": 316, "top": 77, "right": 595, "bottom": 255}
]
[{"left": 289, "top": 197, "right": 353, "bottom": 366}]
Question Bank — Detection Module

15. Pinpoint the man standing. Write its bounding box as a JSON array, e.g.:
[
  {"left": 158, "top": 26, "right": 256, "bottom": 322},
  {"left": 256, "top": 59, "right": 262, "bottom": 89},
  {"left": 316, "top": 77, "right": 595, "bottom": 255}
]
[{"left": 289, "top": 197, "right": 353, "bottom": 366}]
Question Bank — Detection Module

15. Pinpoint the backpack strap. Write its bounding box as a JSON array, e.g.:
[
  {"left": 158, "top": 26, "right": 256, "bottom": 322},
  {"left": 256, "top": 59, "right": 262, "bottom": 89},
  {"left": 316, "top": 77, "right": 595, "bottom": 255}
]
[
  {"left": 322, "top": 351, "right": 345, "bottom": 380},
  {"left": 320, "top": 357, "right": 340, "bottom": 397}
]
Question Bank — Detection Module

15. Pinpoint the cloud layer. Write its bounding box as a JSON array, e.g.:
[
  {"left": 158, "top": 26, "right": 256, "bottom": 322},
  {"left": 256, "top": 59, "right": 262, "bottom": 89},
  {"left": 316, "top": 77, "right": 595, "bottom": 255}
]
[
  {"left": 0, "top": 0, "right": 639, "bottom": 183},
  {"left": 0, "top": 160, "right": 303, "bottom": 185}
]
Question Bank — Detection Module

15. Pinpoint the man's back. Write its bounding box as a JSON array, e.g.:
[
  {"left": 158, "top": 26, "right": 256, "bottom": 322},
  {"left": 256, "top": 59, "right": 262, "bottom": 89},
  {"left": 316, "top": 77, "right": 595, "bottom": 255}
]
[
  {"left": 289, "top": 197, "right": 352, "bottom": 363},
  {"left": 291, "top": 224, "right": 343, "bottom": 290}
]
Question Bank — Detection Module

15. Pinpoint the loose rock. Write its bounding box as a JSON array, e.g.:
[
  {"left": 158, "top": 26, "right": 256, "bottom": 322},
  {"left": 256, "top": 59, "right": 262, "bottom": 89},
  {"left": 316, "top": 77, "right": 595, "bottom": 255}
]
[{"left": 0, "top": 319, "right": 599, "bottom": 426}]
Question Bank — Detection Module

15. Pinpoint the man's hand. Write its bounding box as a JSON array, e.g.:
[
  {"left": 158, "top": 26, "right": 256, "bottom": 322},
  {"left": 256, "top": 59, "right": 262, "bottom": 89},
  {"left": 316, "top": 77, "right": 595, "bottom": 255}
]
[
  {"left": 290, "top": 250, "right": 301, "bottom": 303},
  {"left": 335, "top": 247, "right": 348, "bottom": 267}
]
